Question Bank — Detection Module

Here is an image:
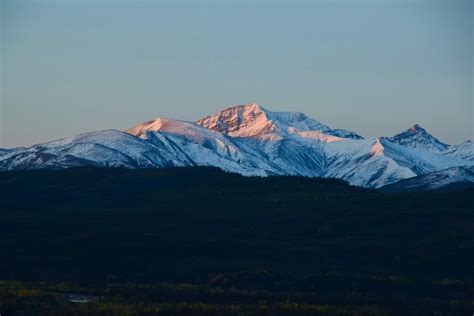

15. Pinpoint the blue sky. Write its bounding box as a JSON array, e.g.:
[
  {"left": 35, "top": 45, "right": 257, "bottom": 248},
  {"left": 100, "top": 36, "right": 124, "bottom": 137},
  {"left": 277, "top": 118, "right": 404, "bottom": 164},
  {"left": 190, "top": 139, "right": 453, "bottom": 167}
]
[{"left": 1, "top": 0, "right": 472, "bottom": 147}]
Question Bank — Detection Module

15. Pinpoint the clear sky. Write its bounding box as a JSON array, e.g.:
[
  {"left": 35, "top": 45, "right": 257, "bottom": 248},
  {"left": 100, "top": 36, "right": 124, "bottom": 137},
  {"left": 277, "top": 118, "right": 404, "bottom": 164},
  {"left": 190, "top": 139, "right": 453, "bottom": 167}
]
[{"left": 1, "top": 0, "right": 472, "bottom": 148}]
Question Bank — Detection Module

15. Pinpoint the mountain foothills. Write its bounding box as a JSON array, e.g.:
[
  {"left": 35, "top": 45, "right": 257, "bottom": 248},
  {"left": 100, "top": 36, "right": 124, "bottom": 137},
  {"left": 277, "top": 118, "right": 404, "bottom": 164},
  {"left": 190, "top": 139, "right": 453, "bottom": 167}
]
[{"left": 0, "top": 103, "right": 472, "bottom": 188}]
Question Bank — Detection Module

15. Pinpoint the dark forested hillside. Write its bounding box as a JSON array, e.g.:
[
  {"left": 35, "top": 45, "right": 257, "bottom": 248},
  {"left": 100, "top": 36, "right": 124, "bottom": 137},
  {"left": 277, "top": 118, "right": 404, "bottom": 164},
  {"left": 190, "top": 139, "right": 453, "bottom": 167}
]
[{"left": 0, "top": 167, "right": 473, "bottom": 315}]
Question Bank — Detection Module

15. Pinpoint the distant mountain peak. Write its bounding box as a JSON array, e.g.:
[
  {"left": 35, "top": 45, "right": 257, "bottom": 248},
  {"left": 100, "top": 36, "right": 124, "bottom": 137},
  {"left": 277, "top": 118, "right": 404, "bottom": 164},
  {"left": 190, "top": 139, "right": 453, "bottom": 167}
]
[
  {"left": 196, "top": 103, "right": 334, "bottom": 139},
  {"left": 196, "top": 103, "right": 277, "bottom": 138},
  {"left": 2, "top": 103, "right": 471, "bottom": 189},
  {"left": 409, "top": 124, "right": 423, "bottom": 132},
  {"left": 236, "top": 102, "right": 264, "bottom": 111},
  {"left": 404, "top": 124, "right": 432, "bottom": 136},
  {"left": 217, "top": 103, "right": 268, "bottom": 116},
  {"left": 216, "top": 103, "right": 269, "bottom": 118},
  {"left": 386, "top": 124, "right": 449, "bottom": 153},
  {"left": 126, "top": 117, "right": 193, "bottom": 138},
  {"left": 125, "top": 117, "right": 232, "bottom": 146}
]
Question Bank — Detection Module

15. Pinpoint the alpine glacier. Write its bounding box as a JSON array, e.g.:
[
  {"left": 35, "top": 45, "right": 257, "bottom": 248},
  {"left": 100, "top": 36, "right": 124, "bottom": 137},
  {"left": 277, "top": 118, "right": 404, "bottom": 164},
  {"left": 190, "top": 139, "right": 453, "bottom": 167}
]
[{"left": 1, "top": 103, "right": 472, "bottom": 188}]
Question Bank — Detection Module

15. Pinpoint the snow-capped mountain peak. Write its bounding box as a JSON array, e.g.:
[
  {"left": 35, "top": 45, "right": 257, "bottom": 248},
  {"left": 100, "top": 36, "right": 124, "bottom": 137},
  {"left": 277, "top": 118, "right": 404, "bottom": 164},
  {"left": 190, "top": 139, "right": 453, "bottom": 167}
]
[
  {"left": 386, "top": 124, "right": 449, "bottom": 153},
  {"left": 127, "top": 117, "right": 180, "bottom": 137},
  {"left": 1, "top": 103, "right": 472, "bottom": 189},
  {"left": 127, "top": 117, "right": 205, "bottom": 138},
  {"left": 126, "top": 117, "right": 239, "bottom": 147},
  {"left": 409, "top": 124, "right": 423, "bottom": 132},
  {"left": 196, "top": 103, "right": 333, "bottom": 140},
  {"left": 196, "top": 103, "right": 279, "bottom": 139}
]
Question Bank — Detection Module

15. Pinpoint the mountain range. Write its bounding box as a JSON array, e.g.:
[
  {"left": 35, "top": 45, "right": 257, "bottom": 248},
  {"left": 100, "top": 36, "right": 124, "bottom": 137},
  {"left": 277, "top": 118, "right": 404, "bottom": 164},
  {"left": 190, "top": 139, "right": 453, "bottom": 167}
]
[{"left": 1, "top": 103, "right": 472, "bottom": 189}]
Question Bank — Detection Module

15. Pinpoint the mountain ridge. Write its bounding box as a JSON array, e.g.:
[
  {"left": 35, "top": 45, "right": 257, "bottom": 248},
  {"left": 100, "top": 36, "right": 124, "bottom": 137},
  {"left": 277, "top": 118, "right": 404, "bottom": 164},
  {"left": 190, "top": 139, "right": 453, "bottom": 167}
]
[
  {"left": 385, "top": 123, "right": 450, "bottom": 153},
  {"left": 1, "top": 103, "right": 472, "bottom": 189}
]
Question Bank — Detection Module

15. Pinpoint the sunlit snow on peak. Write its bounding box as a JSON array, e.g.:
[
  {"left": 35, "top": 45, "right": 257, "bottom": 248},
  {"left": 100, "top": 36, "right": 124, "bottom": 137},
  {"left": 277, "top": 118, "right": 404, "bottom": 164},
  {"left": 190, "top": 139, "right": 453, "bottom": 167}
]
[{"left": 1, "top": 103, "right": 472, "bottom": 189}]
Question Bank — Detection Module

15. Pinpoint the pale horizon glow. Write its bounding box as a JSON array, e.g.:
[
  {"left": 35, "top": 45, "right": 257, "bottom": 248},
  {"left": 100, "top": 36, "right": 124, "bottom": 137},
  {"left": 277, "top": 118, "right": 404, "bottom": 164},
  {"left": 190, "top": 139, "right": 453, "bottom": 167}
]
[{"left": 1, "top": 0, "right": 473, "bottom": 148}]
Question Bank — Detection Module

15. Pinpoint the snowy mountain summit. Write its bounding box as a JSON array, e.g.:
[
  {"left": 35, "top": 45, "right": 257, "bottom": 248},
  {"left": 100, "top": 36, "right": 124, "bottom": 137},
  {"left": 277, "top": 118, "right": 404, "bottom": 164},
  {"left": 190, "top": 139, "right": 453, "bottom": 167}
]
[
  {"left": 386, "top": 124, "right": 449, "bottom": 153},
  {"left": 196, "top": 103, "right": 331, "bottom": 139},
  {"left": 1, "top": 103, "right": 472, "bottom": 189},
  {"left": 196, "top": 104, "right": 361, "bottom": 141}
]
